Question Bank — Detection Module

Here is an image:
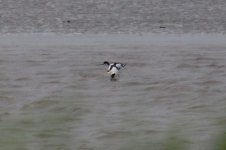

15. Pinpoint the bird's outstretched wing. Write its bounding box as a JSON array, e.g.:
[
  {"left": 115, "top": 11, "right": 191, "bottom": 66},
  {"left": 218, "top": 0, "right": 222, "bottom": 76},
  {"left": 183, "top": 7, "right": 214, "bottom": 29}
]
[{"left": 115, "top": 63, "right": 126, "bottom": 70}]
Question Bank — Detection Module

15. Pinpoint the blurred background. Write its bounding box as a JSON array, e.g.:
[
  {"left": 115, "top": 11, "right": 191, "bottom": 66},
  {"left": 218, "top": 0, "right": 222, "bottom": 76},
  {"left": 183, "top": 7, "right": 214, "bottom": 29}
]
[
  {"left": 0, "top": 0, "right": 226, "bottom": 34},
  {"left": 0, "top": 1, "right": 226, "bottom": 150}
]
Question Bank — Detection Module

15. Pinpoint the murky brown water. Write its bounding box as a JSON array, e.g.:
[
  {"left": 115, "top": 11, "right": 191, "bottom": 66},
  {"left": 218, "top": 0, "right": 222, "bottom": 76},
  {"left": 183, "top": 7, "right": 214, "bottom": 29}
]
[{"left": 0, "top": 33, "right": 226, "bottom": 150}]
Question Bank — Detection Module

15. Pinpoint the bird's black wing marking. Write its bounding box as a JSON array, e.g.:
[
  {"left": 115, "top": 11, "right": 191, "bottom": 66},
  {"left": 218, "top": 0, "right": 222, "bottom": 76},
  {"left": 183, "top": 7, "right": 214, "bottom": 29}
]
[{"left": 108, "top": 64, "right": 114, "bottom": 71}]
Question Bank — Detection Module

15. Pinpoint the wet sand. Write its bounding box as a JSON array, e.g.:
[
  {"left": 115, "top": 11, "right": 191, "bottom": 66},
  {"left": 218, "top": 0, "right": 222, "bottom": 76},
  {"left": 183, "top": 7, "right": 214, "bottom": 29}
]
[{"left": 0, "top": 33, "right": 226, "bottom": 150}]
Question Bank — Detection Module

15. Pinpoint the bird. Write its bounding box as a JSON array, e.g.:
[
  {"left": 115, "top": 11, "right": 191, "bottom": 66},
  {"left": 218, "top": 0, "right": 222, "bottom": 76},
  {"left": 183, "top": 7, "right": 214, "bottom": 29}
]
[{"left": 103, "top": 61, "right": 126, "bottom": 80}]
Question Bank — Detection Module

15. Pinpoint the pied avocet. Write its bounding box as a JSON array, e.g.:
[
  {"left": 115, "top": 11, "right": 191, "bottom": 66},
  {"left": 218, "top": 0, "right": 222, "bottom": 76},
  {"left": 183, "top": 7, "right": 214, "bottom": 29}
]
[{"left": 103, "top": 61, "right": 126, "bottom": 79}]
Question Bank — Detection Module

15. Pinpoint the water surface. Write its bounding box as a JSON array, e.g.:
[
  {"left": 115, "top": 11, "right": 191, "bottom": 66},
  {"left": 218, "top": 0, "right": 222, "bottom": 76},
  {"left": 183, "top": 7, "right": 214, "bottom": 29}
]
[{"left": 0, "top": 33, "right": 226, "bottom": 150}]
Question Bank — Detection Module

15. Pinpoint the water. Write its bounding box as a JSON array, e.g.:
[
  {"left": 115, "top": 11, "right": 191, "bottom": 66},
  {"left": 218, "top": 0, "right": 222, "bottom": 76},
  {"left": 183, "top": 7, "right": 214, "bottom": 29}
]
[{"left": 0, "top": 33, "right": 226, "bottom": 150}]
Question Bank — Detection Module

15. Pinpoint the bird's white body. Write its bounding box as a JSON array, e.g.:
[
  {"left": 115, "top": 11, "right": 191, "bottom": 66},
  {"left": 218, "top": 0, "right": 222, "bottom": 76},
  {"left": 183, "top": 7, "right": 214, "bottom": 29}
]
[{"left": 107, "top": 64, "right": 119, "bottom": 76}]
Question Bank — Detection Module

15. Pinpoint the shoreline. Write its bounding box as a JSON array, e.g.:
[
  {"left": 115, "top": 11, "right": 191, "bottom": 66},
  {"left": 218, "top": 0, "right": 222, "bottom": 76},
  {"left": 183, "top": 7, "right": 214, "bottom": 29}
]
[{"left": 0, "top": 32, "right": 225, "bottom": 48}]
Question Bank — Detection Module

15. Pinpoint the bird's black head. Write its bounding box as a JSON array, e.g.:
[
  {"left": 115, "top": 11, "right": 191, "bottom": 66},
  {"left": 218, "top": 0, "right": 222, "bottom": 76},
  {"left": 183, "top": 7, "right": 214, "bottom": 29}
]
[{"left": 103, "top": 61, "right": 110, "bottom": 66}]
